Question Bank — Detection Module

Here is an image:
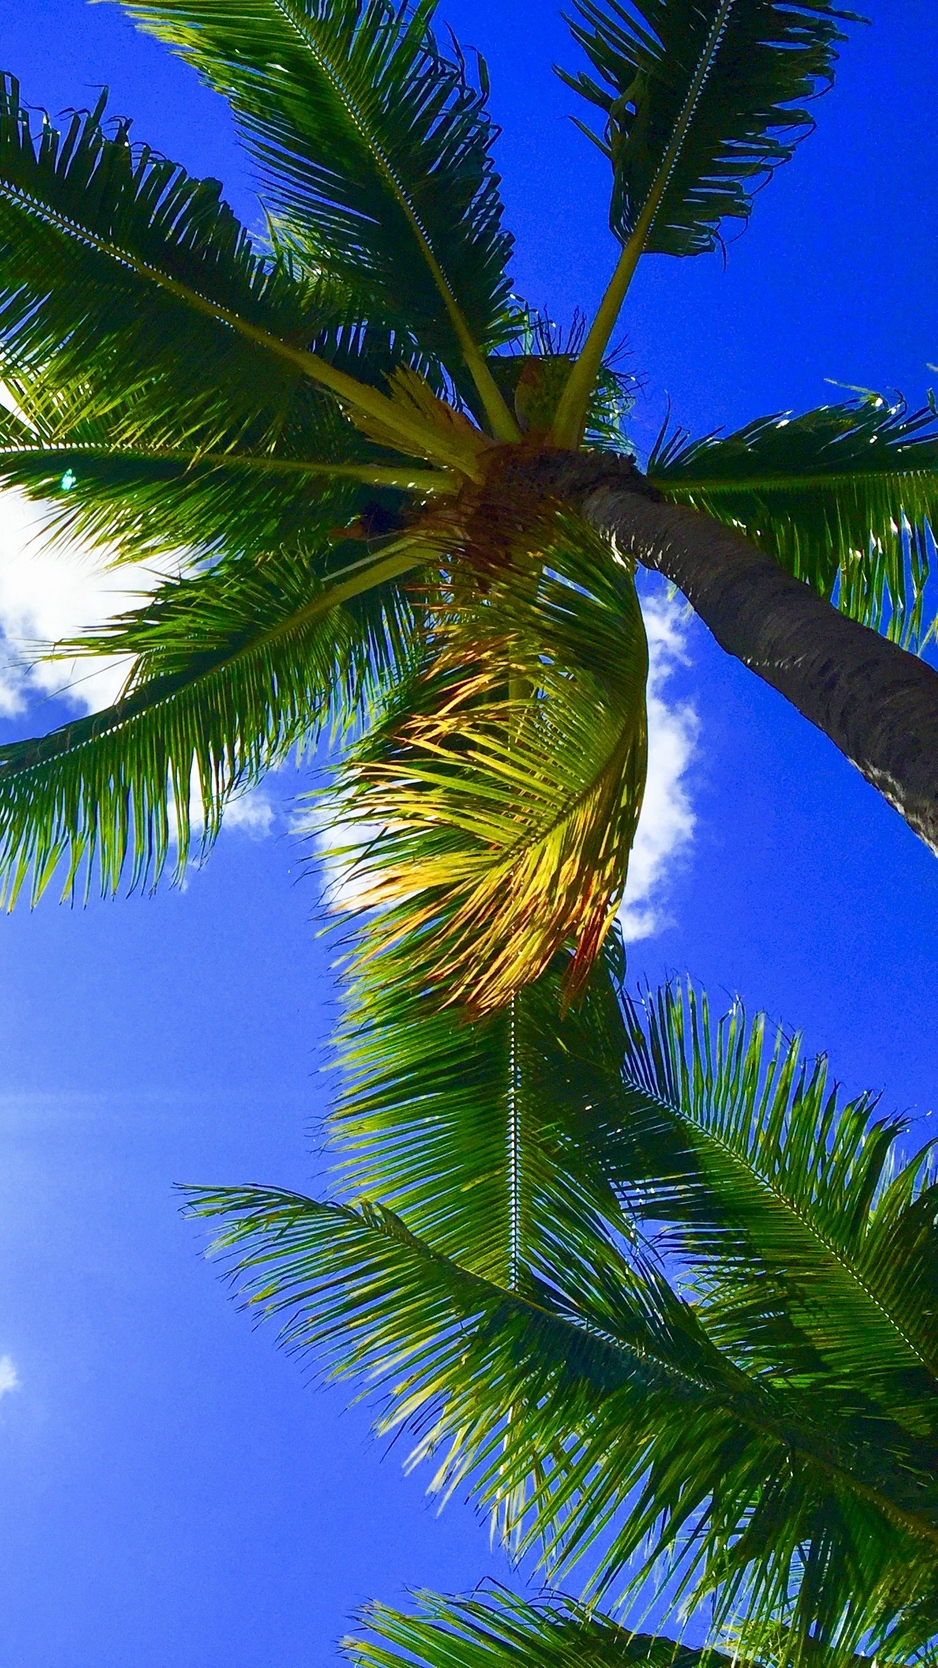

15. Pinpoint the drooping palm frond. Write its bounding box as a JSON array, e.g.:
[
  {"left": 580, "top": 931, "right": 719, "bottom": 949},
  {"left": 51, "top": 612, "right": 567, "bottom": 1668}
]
[
  {"left": 331, "top": 934, "right": 633, "bottom": 1286},
  {"left": 111, "top": 0, "right": 520, "bottom": 430},
  {"left": 648, "top": 397, "right": 938, "bottom": 651},
  {"left": 0, "top": 538, "right": 418, "bottom": 903},
  {"left": 558, "top": 0, "right": 859, "bottom": 258},
  {"left": 182, "top": 1165, "right": 938, "bottom": 1656},
  {"left": 599, "top": 980, "right": 938, "bottom": 1433},
  {"left": 327, "top": 509, "right": 648, "bottom": 1012},
  {"left": 341, "top": 1585, "right": 734, "bottom": 1668}
]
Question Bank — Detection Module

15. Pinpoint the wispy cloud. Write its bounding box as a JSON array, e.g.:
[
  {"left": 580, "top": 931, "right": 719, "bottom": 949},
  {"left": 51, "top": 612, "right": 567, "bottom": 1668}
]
[
  {"left": 618, "top": 586, "right": 699, "bottom": 944},
  {"left": 0, "top": 1355, "right": 20, "bottom": 1396},
  {"left": 222, "top": 788, "right": 277, "bottom": 838}
]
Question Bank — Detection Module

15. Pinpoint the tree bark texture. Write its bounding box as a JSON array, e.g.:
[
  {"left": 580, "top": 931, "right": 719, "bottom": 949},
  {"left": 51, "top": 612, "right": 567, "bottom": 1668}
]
[{"left": 522, "top": 450, "right": 938, "bottom": 857}]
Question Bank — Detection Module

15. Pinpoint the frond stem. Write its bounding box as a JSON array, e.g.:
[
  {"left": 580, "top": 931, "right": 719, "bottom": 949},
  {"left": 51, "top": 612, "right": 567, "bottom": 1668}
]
[
  {"left": 550, "top": 0, "right": 736, "bottom": 449},
  {"left": 0, "top": 442, "right": 459, "bottom": 495}
]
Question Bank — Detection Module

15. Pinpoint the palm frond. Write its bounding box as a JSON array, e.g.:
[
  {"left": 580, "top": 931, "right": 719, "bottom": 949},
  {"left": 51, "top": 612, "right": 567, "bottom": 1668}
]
[
  {"left": 0, "top": 80, "right": 480, "bottom": 470},
  {"left": 558, "top": 0, "right": 860, "bottom": 258},
  {"left": 648, "top": 397, "right": 938, "bottom": 651},
  {"left": 182, "top": 1174, "right": 938, "bottom": 1652},
  {"left": 602, "top": 980, "right": 938, "bottom": 1430},
  {"left": 324, "top": 952, "right": 938, "bottom": 1644},
  {"left": 0, "top": 428, "right": 449, "bottom": 570},
  {"left": 0, "top": 79, "right": 324, "bottom": 448},
  {"left": 342, "top": 1586, "right": 734, "bottom": 1668},
  {"left": 328, "top": 509, "right": 648, "bottom": 1012},
  {"left": 331, "top": 934, "right": 634, "bottom": 1286},
  {"left": 548, "top": 0, "right": 861, "bottom": 442},
  {"left": 113, "top": 0, "right": 519, "bottom": 426},
  {"left": 0, "top": 539, "right": 417, "bottom": 903}
]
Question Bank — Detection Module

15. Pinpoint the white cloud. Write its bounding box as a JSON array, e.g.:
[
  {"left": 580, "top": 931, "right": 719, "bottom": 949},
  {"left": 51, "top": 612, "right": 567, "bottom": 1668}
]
[
  {"left": 300, "top": 789, "right": 382, "bottom": 910},
  {"left": 0, "top": 486, "right": 164, "bottom": 714},
  {"left": 222, "top": 789, "right": 276, "bottom": 839},
  {"left": 0, "top": 488, "right": 276, "bottom": 845},
  {"left": 0, "top": 1355, "right": 20, "bottom": 1396},
  {"left": 618, "top": 586, "right": 699, "bottom": 943}
]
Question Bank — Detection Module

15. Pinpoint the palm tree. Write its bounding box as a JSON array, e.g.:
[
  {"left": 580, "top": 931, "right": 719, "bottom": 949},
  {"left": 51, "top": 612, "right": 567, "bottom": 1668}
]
[
  {"left": 1, "top": 0, "right": 938, "bottom": 1010},
  {"left": 187, "top": 929, "right": 938, "bottom": 1663}
]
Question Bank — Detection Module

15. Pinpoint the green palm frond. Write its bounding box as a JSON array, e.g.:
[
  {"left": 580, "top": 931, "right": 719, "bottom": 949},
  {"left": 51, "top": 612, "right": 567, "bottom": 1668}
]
[
  {"left": 0, "top": 539, "right": 418, "bottom": 903},
  {"left": 0, "top": 418, "right": 450, "bottom": 569},
  {"left": 0, "top": 79, "right": 325, "bottom": 451},
  {"left": 0, "top": 79, "right": 476, "bottom": 471},
  {"left": 0, "top": 440, "right": 425, "bottom": 565},
  {"left": 648, "top": 397, "right": 938, "bottom": 651},
  {"left": 331, "top": 934, "right": 633, "bottom": 1285},
  {"left": 601, "top": 980, "right": 938, "bottom": 1430},
  {"left": 112, "top": 0, "right": 519, "bottom": 430},
  {"left": 182, "top": 1172, "right": 938, "bottom": 1652},
  {"left": 548, "top": 0, "right": 861, "bottom": 442},
  {"left": 558, "top": 0, "right": 859, "bottom": 258},
  {"left": 342, "top": 1586, "right": 734, "bottom": 1668},
  {"left": 328, "top": 510, "right": 648, "bottom": 1012}
]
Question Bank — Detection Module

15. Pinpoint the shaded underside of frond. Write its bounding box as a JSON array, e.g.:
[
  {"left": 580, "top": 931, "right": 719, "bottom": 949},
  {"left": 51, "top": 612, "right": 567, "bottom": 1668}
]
[
  {"left": 112, "top": 0, "right": 517, "bottom": 379},
  {"left": 0, "top": 426, "right": 418, "bottom": 566},
  {"left": 0, "top": 78, "right": 344, "bottom": 454}
]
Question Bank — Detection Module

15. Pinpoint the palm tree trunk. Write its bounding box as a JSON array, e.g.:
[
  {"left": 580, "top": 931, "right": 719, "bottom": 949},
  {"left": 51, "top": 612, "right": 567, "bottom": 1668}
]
[{"left": 522, "top": 450, "right": 938, "bottom": 857}]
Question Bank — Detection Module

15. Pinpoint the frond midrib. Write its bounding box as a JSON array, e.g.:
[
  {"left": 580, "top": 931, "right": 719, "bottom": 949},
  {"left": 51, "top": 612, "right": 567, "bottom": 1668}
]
[
  {"left": 262, "top": 0, "right": 517, "bottom": 436},
  {"left": 628, "top": 1077, "right": 938, "bottom": 1384},
  {"left": 635, "top": 0, "right": 738, "bottom": 246},
  {"left": 0, "top": 544, "right": 422, "bottom": 779}
]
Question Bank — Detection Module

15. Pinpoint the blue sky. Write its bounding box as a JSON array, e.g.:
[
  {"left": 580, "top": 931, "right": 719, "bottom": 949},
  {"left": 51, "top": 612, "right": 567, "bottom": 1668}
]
[{"left": 0, "top": 3, "right": 937, "bottom": 1663}]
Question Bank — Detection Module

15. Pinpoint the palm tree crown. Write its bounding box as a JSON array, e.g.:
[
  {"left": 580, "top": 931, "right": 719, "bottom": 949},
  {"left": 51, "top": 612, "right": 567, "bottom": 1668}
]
[{"left": 1, "top": 0, "right": 937, "bottom": 1006}]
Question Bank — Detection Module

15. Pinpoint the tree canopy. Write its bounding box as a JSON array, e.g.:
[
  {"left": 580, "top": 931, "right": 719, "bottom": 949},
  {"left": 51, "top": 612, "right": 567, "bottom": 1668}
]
[{"left": 3, "top": 1, "right": 938, "bottom": 1664}]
